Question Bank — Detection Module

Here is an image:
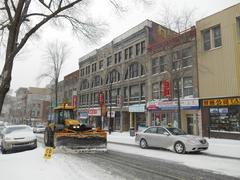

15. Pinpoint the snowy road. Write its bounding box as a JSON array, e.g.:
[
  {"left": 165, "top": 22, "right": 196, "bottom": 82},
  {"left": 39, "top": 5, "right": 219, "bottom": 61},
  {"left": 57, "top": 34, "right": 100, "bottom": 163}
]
[{"left": 0, "top": 139, "right": 240, "bottom": 180}]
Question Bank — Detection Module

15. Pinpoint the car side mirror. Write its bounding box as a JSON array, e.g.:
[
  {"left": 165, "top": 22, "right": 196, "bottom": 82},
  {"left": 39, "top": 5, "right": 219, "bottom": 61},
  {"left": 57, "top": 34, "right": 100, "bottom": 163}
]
[{"left": 163, "top": 132, "right": 170, "bottom": 136}]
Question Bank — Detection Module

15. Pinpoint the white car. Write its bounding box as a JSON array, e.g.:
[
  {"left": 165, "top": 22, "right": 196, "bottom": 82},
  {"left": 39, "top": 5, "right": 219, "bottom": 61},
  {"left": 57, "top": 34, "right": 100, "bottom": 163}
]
[
  {"left": 135, "top": 126, "right": 209, "bottom": 154},
  {"left": 1, "top": 125, "right": 37, "bottom": 154},
  {"left": 33, "top": 125, "right": 45, "bottom": 133}
]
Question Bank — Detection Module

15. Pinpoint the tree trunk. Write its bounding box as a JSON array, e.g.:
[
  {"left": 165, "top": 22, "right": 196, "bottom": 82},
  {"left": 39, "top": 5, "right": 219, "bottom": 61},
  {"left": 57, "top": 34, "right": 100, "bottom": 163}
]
[{"left": 55, "top": 79, "right": 58, "bottom": 107}]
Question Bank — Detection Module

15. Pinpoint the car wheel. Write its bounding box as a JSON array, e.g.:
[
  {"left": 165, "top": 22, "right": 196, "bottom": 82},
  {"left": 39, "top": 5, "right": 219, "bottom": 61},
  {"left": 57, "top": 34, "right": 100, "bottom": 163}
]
[
  {"left": 174, "top": 141, "right": 185, "bottom": 154},
  {"left": 140, "top": 139, "right": 148, "bottom": 149}
]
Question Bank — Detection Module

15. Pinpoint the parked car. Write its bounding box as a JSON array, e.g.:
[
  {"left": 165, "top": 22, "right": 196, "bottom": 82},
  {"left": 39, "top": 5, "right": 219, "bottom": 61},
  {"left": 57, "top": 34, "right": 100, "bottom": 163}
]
[
  {"left": 0, "top": 126, "right": 5, "bottom": 146},
  {"left": 33, "top": 125, "right": 45, "bottom": 133},
  {"left": 1, "top": 125, "right": 37, "bottom": 154},
  {"left": 135, "top": 126, "right": 209, "bottom": 154}
]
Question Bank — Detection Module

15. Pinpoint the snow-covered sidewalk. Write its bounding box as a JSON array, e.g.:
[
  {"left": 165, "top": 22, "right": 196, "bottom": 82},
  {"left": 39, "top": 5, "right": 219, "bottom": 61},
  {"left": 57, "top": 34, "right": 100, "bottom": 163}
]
[{"left": 107, "top": 132, "right": 240, "bottom": 159}]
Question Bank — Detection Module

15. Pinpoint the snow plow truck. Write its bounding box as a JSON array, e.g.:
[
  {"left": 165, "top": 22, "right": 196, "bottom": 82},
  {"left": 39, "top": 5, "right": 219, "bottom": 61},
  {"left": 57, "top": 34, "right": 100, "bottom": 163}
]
[{"left": 44, "top": 104, "right": 107, "bottom": 151}]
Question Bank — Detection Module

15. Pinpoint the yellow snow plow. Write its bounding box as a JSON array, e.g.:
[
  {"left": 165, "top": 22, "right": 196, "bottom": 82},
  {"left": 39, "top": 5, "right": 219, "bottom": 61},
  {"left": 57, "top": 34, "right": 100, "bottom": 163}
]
[{"left": 44, "top": 104, "right": 107, "bottom": 152}]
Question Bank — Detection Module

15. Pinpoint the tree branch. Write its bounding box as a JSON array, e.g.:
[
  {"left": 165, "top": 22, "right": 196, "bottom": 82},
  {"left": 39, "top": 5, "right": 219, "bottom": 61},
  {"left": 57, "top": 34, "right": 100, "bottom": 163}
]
[
  {"left": 10, "top": 0, "right": 16, "bottom": 12},
  {"left": 13, "top": 0, "right": 83, "bottom": 59},
  {"left": 4, "top": 0, "right": 13, "bottom": 22}
]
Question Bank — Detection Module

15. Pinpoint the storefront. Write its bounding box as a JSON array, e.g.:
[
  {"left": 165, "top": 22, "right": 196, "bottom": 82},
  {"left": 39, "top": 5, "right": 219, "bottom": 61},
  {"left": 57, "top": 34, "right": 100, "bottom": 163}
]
[
  {"left": 129, "top": 104, "right": 147, "bottom": 131},
  {"left": 147, "top": 98, "right": 200, "bottom": 135},
  {"left": 200, "top": 97, "right": 240, "bottom": 140},
  {"left": 88, "top": 107, "right": 101, "bottom": 128}
]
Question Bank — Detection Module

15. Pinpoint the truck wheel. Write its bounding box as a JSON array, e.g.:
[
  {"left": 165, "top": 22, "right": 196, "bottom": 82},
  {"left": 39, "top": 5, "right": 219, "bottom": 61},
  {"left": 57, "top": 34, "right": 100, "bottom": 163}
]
[{"left": 44, "top": 128, "right": 54, "bottom": 147}]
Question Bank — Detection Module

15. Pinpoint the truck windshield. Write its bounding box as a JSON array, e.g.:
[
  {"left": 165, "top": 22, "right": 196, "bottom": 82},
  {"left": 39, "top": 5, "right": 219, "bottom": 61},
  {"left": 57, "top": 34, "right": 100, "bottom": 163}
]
[{"left": 57, "top": 109, "right": 74, "bottom": 124}]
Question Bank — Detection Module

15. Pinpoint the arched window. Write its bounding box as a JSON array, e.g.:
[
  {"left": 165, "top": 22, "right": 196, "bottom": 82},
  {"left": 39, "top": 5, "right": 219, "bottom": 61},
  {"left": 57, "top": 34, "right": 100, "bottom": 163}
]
[
  {"left": 92, "top": 75, "right": 103, "bottom": 88},
  {"left": 80, "top": 79, "right": 89, "bottom": 90},
  {"left": 106, "top": 70, "right": 121, "bottom": 84},
  {"left": 125, "top": 63, "right": 145, "bottom": 79}
]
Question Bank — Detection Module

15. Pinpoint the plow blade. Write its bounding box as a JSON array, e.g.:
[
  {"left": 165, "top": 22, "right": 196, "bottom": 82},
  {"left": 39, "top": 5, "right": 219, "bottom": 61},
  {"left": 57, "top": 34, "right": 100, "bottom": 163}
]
[{"left": 55, "top": 135, "right": 107, "bottom": 152}]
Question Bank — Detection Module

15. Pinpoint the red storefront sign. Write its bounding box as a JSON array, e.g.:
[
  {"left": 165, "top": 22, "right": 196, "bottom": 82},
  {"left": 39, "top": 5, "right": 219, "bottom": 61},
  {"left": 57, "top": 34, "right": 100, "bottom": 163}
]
[{"left": 163, "top": 80, "right": 171, "bottom": 97}]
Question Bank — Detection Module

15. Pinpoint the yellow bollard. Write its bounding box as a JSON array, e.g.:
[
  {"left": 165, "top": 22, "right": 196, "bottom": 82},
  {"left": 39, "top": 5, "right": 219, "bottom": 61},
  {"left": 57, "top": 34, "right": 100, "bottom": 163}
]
[{"left": 44, "top": 147, "right": 54, "bottom": 160}]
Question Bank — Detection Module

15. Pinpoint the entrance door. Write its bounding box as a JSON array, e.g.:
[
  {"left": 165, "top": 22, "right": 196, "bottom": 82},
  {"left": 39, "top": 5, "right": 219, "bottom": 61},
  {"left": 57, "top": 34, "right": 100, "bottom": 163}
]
[{"left": 187, "top": 115, "right": 193, "bottom": 134}]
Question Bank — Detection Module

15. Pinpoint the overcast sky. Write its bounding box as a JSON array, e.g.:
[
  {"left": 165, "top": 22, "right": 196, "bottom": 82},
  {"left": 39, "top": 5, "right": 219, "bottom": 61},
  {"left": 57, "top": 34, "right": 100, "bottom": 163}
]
[{"left": 1, "top": 0, "right": 240, "bottom": 94}]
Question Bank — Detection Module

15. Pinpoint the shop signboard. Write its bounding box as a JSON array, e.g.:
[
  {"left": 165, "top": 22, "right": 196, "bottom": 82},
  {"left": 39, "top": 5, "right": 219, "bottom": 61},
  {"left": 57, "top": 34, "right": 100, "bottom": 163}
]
[
  {"left": 146, "top": 99, "right": 159, "bottom": 110},
  {"left": 129, "top": 104, "right": 145, "bottom": 112},
  {"left": 88, "top": 108, "right": 101, "bottom": 116},
  {"left": 203, "top": 97, "right": 240, "bottom": 107},
  {"left": 79, "top": 112, "right": 88, "bottom": 119},
  {"left": 147, "top": 99, "right": 199, "bottom": 110}
]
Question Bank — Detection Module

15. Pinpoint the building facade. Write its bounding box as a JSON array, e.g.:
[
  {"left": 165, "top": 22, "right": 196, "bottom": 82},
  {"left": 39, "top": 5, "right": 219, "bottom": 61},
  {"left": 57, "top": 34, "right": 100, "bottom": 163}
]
[
  {"left": 78, "top": 20, "right": 176, "bottom": 131},
  {"left": 196, "top": 3, "right": 240, "bottom": 139},
  {"left": 147, "top": 27, "right": 200, "bottom": 135}
]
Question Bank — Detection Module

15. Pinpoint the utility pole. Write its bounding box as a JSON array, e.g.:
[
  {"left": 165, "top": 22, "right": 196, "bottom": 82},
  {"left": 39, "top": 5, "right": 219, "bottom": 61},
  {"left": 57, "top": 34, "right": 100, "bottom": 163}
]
[
  {"left": 109, "top": 80, "right": 113, "bottom": 134},
  {"left": 176, "top": 78, "right": 182, "bottom": 129}
]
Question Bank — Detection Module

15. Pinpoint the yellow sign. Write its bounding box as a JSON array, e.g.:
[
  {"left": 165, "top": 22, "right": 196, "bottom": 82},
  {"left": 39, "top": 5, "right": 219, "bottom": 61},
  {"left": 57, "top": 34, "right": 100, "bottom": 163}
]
[
  {"left": 203, "top": 98, "right": 240, "bottom": 107},
  {"left": 44, "top": 147, "right": 54, "bottom": 160}
]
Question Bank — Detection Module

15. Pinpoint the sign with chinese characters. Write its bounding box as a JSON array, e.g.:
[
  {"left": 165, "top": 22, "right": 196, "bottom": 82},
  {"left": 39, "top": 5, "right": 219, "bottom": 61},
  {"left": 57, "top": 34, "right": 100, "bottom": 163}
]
[{"left": 203, "top": 98, "right": 240, "bottom": 107}]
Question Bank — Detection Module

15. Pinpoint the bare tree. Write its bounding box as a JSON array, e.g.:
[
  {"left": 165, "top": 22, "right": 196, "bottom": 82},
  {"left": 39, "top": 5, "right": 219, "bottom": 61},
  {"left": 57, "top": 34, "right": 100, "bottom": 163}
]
[
  {"left": 38, "top": 41, "right": 68, "bottom": 107},
  {"left": 153, "top": 6, "right": 196, "bottom": 129},
  {"left": 0, "top": 0, "right": 149, "bottom": 114}
]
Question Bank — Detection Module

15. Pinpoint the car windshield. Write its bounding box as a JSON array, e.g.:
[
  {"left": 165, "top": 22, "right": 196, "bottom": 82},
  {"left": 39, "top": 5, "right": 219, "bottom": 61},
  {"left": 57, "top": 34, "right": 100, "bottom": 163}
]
[
  {"left": 5, "top": 126, "right": 32, "bottom": 134},
  {"left": 167, "top": 128, "right": 186, "bottom": 135}
]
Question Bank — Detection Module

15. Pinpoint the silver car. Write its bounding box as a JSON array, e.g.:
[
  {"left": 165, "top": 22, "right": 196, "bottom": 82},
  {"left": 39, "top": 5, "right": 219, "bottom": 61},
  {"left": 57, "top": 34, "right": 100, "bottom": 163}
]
[
  {"left": 1, "top": 125, "right": 37, "bottom": 154},
  {"left": 135, "top": 126, "right": 208, "bottom": 154}
]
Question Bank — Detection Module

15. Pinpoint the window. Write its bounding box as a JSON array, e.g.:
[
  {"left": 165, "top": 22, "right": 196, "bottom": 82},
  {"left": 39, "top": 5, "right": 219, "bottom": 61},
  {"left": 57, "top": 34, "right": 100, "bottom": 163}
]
[
  {"left": 152, "top": 58, "right": 158, "bottom": 75},
  {"left": 129, "top": 46, "right": 133, "bottom": 59},
  {"left": 130, "top": 63, "right": 138, "bottom": 78},
  {"left": 99, "top": 60, "right": 103, "bottom": 70},
  {"left": 141, "top": 84, "right": 145, "bottom": 100},
  {"left": 130, "top": 85, "right": 139, "bottom": 101},
  {"left": 203, "top": 29, "right": 211, "bottom": 51},
  {"left": 152, "top": 82, "right": 160, "bottom": 99},
  {"left": 92, "top": 75, "right": 102, "bottom": 87},
  {"left": 114, "top": 52, "right": 121, "bottom": 64},
  {"left": 141, "top": 41, "right": 145, "bottom": 54},
  {"left": 173, "top": 79, "right": 182, "bottom": 98},
  {"left": 80, "top": 79, "right": 89, "bottom": 90},
  {"left": 86, "top": 65, "right": 90, "bottom": 75},
  {"left": 182, "top": 47, "right": 192, "bottom": 67},
  {"left": 237, "top": 17, "right": 240, "bottom": 39},
  {"left": 183, "top": 77, "right": 193, "bottom": 97},
  {"left": 124, "top": 49, "right": 128, "bottom": 60},
  {"left": 80, "top": 69, "right": 84, "bottom": 76},
  {"left": 92, "top": 63, "right": 97, "bottom": 72},
  {"left": 124, "top": 87, "right": 128, "bottom": 102},
  {"left": 172, "top": 51, "right": 181, "bottom": 70},
  {"left": 136, "top": 43, "right": 140, "bottom": 56},
  {"left": 213, "top": 25, "right": 222, "bottom": 48},
  {"left": 159, "top": 56, "right": 167, "bottom": 73},
  {"left": 107, "top": 70, "right": 120, "bottom": 84},
  {"left": 107, "top": 56, "right": 112, "bottom": 67},
  {"left": 144, "top": 127, "right": 157, "bottom": 134},
  {"left": 202, "top": 25, "right": 222, "bottom": 51}
]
